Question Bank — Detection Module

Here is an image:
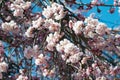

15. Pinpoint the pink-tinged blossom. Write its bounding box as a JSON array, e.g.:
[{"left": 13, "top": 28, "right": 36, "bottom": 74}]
[
  {"left": 88, "top": 36, "right": 107, "bottom": 50},
  {"left": 84, "top": 24, "right": 95, "bottom": 32},
  {"left": 1, "top": 20, "right": 20, "bottom": 33},
  {"left": 13, "top": 9, "right": 24, "bottom": 17},
  {"left": 0, "top": 61, "right": 8, "bottom": 72},
  {"left": 16, "top": 75, "right": 28, "bottom": 80},
  {"left": 96, "top": 23, "right": 110, "bottom": 35},
  {"left": 52, "top": 3, "right": 66, "bottom": 20},
  {"left": 11, "top": 0, "right": 31, "bottom": 10},
  {"left": 84, "top": 24, "right": 95, "bottom": 37},
  {"left": 54, "top": 10, "right": 65, "bottom": 20},
  {"left": 42, "top": 3, "right": 65, "bottom": 20},
  {"left": 64, "top": 43, "right": 75, "bottom": 54},
  {"left": 10, "top": 4, "right": 21, "bottom": 11},
  {"left": 66, "top": 53, "right": 82, "bottom": 63},
  {"left": 24, "top": 45, "right": 40, "bottom": 59},
  {"left": 34, "top": 53, "right": 49, "bottom": 76},
  {"left": 10, "top": 0, "right": 31, "bottom": 17},
  {"left": 56, "top": 39, "right": 83, "bottom": 63},
  {"left": 56, "top": 39, "right": 70, "bottom": 53},
  {"left": 25, "top": 27, "right": 35, "bottom": 38},
  {"left": 20, "top": 2, "right": 31, "bottom": 10},
  {"left": 87, "top": 31, "right": 96, "bottom": 38},
  {"left": 42, "top": 6, "right": 53, "bottom": 19},
  {"left": 44, "top": 19, "right": 61, "bottom": 32},
  {"left": 95, "top": 22, "right": 108, "bottom": 35},
  {"left": 24, "top": 46, "right": 34, "bottom": 59},
  {"left": 32, "top": 18, "right": 61, "bottom": 32},
  {"left": 32, "top": 45, "right": 40, "bottom": 58},
  {"left": 10, "top": 5, "right": 23, "bottom": 17},
  {"left": 35, "top": 54, "right": 48, "bottom": 66},
  {"left": 46, "top": 32, "right": 63, "bottom": 51},
  {"left": 26, "top": 18, "right": 61, "bottom": 38},
  {"left": 42, "top": 69, "right": 55, "bottom": 77},
  {"left": 32, "top": 17, "right": 44, "bottom": 30},
  {"left": 0, "top": 1, "right": 120, "bottom": 79},
  {"left": 72, "top": 21, "right": 84, "bottom": 35},
  {"left": 83, "top": 16, "right": 107, "bottom": 38},
  {"left": 84, "top": 16, "right": 99, "bottom": 26}
]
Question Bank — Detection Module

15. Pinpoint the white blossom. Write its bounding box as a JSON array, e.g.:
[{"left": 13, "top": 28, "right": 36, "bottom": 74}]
[
  {"left": 10, "top": 0, "right": 31, "bottom": 17},
  {"left": 46, "top": 32, "right": 62, "bottom": 51},
  {"left": 0, "top": 61, "right": 8, "bottom": 72},
  {"left": 2, "top": 20, "right": 20, "bottom": 33},
  {"left": 16, "top": 75, "right": 28, "bottom": 80},
  {"left": 25, "top": 27, "right": 35, "bottom": 38},
  {"left": 44, "top": 19, "right": 61, "bottom": 32},
  {"left": 42, "top": 3, "right": 65, "bottom": 20},
  {"left": 73, "top": 21, "right": 84, "bottom": 34},
  {"left": 96, "top": 22, "right": 107, "bottom": 35}
]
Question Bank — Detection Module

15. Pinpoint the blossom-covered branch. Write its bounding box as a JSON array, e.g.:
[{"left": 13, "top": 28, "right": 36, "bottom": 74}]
[{"left": 0, "top": 0, "right": 120, "bottom": 80}]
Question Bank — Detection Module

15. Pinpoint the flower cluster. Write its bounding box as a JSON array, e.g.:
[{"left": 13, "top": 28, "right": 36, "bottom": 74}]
[
  {"left": 10, "top": 0, "right": 31, "bottom": 17},
  {"left": 35, "top": 53, "right": 55, "bottom": 77},
  {"left": 42, "top": 2, "right": 66, "bottom": 20},
  {"left": 73, "top": 60, "right": 120, "bottom": 80},
  {"left": 70, "top": 16, "right": 110, "bottom": 38},
  {"left": 1, "top": 20, "right": 20, "bottom": 33},
  {"left": 44, "top": 19, "right": 61, "bottom": 32},
  {"left": 0, "top": 0, "right": 120, "bottom": 80},
  {"left": 32, "top": 17, "right": 44, "bottom": 30},
  {"left": 25, "top": 17, "right": 60, "bottom": 37},
  {"left": 56, "top": 39, "right": 83, "bottom": 63},
  {"left": 72, "top": 21, "right": 84, "bottom": 34},
  {"left": 46, "top": 32, "right": 63, "bottom": 51},
  {"left": 25, "top": 3, "right": 64, "bottom": 38}
]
